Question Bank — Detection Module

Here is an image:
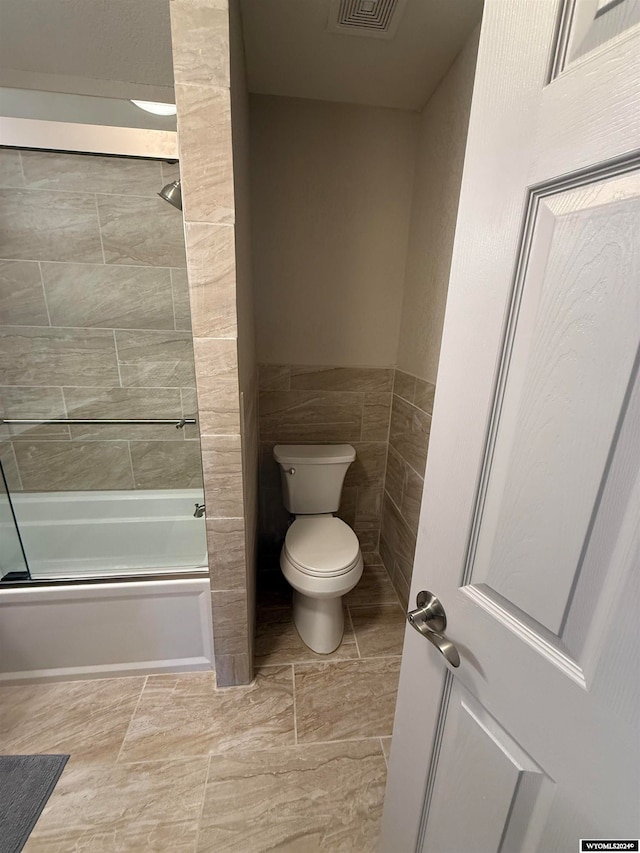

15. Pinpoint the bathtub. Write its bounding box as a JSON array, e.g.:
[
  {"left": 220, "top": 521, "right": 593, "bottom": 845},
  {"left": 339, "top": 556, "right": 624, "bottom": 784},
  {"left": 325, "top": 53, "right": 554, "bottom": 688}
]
[
  {"left": 0, "top": 489, "right": 213, "bottom": 683},
  {"left": 11, "top": 488, "right": 208, "bottom": 580}
]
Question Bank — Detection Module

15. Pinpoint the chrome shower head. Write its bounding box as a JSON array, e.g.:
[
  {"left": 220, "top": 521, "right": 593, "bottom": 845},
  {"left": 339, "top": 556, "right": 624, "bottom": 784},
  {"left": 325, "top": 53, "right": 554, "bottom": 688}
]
[{"left": 158, "top": 179, "right": 182, "bottom": 211}]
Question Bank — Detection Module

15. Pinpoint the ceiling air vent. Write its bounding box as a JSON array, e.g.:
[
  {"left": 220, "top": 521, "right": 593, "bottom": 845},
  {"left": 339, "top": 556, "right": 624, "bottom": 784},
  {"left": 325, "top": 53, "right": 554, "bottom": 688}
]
[{"left": 327, "top": 0, "right": 409, "bottom": 39}]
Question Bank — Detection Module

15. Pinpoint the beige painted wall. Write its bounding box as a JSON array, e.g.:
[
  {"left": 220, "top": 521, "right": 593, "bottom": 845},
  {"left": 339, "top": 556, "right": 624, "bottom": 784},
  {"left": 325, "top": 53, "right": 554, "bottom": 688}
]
[
  {"left": 396, "top": 27, "right": 480, "bottom": 383},
  {"left": 250, "top": 94, "right": 418, "bottom": 368}
]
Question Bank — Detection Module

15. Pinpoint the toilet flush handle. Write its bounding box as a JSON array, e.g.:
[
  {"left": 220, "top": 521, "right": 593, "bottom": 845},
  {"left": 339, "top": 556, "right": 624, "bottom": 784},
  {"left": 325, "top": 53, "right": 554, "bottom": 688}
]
[{"left": 287, "top": 467, "right": 296, "bottom": 475}]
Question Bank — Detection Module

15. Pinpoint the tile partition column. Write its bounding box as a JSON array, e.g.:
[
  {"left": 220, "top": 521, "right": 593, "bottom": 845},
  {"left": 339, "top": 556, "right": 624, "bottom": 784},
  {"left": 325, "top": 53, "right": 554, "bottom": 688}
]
[{"left": 170, "top": 0, "right": 255, "bottom": 686}]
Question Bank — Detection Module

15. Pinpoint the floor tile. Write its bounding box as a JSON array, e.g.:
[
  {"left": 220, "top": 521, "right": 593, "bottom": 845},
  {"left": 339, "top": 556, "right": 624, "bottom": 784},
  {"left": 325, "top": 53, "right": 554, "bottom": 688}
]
[
  {"left": 196, "top": 740, "right": 387, "bottom": 853},
  {"left": 345, "top": 563, "right": 399, "bottom": 608},
  {"left": 255, "top": 606, "right": 359, "bottom": 666},
  {"left": 294, "top": 658, "right": 401, "bottom": 743},
  {"left": 349, "top": 603, "right": 406, "bottom": 657},
  {"left": 25, "top": 756, "right": 207, "bottom": 852},
  {"left": 118, "top": 668, "right": 294, "bottom": 761},
  {"left": 0, "top": 677, "right": 144, "bottom": 764}
]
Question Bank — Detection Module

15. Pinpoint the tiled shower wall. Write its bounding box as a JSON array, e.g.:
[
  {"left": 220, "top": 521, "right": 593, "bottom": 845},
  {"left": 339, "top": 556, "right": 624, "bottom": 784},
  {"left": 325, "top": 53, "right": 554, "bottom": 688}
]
[
  {"left": 257, "top": 364, "right": 393, "bottom": 562},
  {"left": 380, "top": 370, "right": 434, "bottom": 607},
  {"left": 0, "top": 148, "right": 201, "bottom": 492}
]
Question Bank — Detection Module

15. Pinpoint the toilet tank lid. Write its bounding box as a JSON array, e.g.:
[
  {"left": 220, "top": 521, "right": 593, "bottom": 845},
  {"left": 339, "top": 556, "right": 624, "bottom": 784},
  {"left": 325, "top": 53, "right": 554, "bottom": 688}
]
[{"left": 273, "top": 444, "right": 356, "bottom": 465}]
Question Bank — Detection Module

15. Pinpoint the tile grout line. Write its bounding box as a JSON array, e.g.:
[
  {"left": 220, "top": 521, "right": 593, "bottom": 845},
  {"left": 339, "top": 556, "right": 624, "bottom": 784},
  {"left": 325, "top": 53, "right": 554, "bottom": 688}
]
[
  {"left": 193, "top": 753, "right": 213, "bottom": 852},
  {"left": 36, "top": 261, "right": 54, "bottom": 328},
  {"left": 114, "top": 675, "right": 148, "bottom": 765},
  {"left": 346, "top": 606, "right": 362, "bottom": 659},
  {"left": 93, "top": 194, "right": 107, "bottom": 266},
  {"left": 291, "top": 663, "right": 298, "bottom": 746},
  {"left": 169, "top": 268, "right": 179, "bottom": 332},
  {"left": 380, "top": 737, "right": 389, "bottom": 768}
]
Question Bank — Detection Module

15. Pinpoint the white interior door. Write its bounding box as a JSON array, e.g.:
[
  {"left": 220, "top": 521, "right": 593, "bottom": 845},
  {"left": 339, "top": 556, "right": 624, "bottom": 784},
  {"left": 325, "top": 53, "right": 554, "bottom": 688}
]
[{"left": 381, "top": 1, "right": 640, "bottom": 851}]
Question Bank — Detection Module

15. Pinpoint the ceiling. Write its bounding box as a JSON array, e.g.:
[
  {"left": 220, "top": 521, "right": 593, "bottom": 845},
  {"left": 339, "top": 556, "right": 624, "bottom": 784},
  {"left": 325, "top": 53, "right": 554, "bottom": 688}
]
[
  {"left": 0, "top": 0, "right": 483, "bottom": 112},
  {"left": 239, "top": 0, "right": 483, "bottom": 111},
  {"left": 0, "top": 0, "right": 174, "bottom": 102}
]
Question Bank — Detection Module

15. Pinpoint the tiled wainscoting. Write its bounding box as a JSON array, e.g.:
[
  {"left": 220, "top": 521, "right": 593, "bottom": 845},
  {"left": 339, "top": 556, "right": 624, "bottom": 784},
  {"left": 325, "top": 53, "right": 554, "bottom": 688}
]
[
  {"left": 0, "top": 148, "right": 200, "bottom": 492},
  {"left": 257, "top": 364, "right": 394, "bottom": 559},
  {"left": 380, "top": 369, "right": 435, "bottom": 607}
]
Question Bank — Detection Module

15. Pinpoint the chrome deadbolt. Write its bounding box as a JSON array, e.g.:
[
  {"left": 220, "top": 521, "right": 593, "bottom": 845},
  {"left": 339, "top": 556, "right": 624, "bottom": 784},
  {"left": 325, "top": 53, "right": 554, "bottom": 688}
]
[{"left": 407, "top": 590, "right": 460, "bottom": 668}]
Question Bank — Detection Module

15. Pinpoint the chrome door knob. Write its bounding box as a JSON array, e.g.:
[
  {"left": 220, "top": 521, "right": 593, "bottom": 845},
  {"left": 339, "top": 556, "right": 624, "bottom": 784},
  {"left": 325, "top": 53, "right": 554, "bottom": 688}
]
[{"left": 407, "top": 590, "right": 461, "bottom": 668}]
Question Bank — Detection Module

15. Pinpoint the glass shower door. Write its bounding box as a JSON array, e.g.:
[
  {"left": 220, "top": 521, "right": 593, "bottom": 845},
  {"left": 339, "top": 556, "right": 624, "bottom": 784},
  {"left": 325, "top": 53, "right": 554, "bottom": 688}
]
[{"left": 0, "top": 459, "right": 30, "bottom": 581}]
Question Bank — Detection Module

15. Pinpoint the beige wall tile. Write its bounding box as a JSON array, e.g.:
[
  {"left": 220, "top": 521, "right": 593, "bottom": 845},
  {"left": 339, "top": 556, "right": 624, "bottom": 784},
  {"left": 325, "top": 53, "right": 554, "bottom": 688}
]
[
  {"left": 41, "top": 263, "right": 175, "bottom": 330},
  {"left": 97, "top": 195, "right": 186, "bottom": 267},
  {"left": 290, "top": 366, "right": 393, "bottom": 392},
  {"left": 115, "top": 329, "right": 195, "bottom": 388},
  {"left": 170, "top": 268, "right": 192, "bottom": 331},
  {"left": 130, "top": 440, "right": 203, "bottom": 489},
  {"left": 0, "top": 149, "right": 24, "bottom": 187},
  {"left": 344, "top": 441, "right": 386, "bottom": 488},
  {"left": 259, "top": 389, "right": 363, "bottom": 443},
  {"left": 174, "top": 84, "right": 234, "bottom": 224},
  {"left": 0, "top": 327, "right": 119, "bottom": 387},
  {"left": 185, "top": 222, "right": 237, "bottom": 337},
  {"left": 402, "top": 465, "right": 424, "bottom": 535},
  {"left": 0, "top": 189, "right": 103, "bottom": 263},
  {"left": 170, "top": 0, "right": 230, "bottom": 88},
  {"left": 258, "top": 364, "right": 290, "bottom": 390},
  {"left": 0, "top": 441, "right": 21, "bottom": 489},
  {"left": 20, "top": 150, "right": 163, "bottom": 196},
  {"left": 14, "top": 440, "right": 134, "bottom": 490},
  {"left": 215, "top": 652, "right": 252, "bottom": 687},
  {"left": 393, "top": 369, "right": 416, "bottom": 402},
  {"left": 201, "top": 435, "right": 244, "bottom": 517},
  {"left": 193, "top": 337, "right": 238, "bottom": 380},
  {"left": 0, "top": 387, "right": 68, "bottom": 440},
  {"left": 198, "top": 741, "right": 386, "bottom": 853},
  {"left": 63, "top": 387, "right": 184, "bottom": 440},
  {"left": 362, "top": 391, "right": 392, "bottom": 441},
  {"left": 294, "top": 658, "right": 401, "bottom": 742},
  {"left": 196, "top": 377, "right": 240, "bottom": 435},
  {"left": 384, "top": 444, "right": 405, "bottom": 509},
  {"left": 414, "top": 377, "right": 435, "bottom": 414},
  {"left": 353, "top": 524, "right": 378, "bottom": 551},
  {"left": 381, "top": 493, "right": 417, "bottom": 584},
  {"left": 389, "top": 394, "right": 430, "bottom": 476},
  {"left": 356, "top": 486, "right": 383, "bottom": 524},
  {"left": 0, "top": 260, "right": 49, "bottom": 326},
  {"left": 210, "top": 589, "right": 249, "bottom": 656},
  {"left": 336, "top": 485, "right": 357, "bottom": 527},
  {"left": 206, "top": 517, "right": 246, "bottom": 589}
]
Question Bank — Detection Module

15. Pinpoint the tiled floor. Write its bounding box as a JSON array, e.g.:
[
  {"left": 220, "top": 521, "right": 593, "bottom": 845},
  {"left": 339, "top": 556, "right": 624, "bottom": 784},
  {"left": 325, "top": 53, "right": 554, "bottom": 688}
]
[{"left": 0, "top": 556, "right": 406, "bottom": 852}]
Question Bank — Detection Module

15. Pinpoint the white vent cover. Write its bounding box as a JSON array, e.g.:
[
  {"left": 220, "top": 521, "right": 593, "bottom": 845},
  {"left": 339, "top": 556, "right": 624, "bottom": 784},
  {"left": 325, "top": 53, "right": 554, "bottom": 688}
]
[{"left": 327, "top": 0, "right": 409, "bottom": 39}]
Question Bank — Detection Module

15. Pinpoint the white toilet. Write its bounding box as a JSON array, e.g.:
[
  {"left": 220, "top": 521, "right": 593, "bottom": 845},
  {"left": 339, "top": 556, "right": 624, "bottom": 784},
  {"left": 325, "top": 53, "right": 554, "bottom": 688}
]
[{"left": 273, "top": 444, "right": 363, "bottom": 654}]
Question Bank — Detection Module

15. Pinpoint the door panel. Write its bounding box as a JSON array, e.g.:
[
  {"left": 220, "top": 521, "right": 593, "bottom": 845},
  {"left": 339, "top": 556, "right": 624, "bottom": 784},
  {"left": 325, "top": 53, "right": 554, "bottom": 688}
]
[
  {"left": 470, "top": 169, "right": 640, "bottom": 637},
  {"left": 561, "top": 0, "right": 640, "bottom": 69},
  {"left": 381, "top": 0, "right": 640, "bottom": 849},
  {"left": 421, "top": 682, "right": 553, "bottom": 853}
]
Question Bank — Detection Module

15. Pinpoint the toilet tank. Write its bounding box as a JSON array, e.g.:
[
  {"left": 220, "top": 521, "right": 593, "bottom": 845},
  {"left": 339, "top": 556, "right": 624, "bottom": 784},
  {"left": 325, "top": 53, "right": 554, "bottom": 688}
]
[{"left": 273, "top": 444, "right": 356, "bottom": 514}]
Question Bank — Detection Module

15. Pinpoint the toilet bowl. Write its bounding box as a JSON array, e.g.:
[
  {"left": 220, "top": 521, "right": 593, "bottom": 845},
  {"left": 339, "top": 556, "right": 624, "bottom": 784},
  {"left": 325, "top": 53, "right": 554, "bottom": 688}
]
[
  {"left": 273, "top": 444, "right": 363, "bottom": 654},
  {"left": 280, "top": 516, "right": 363, "bottom": 653}
]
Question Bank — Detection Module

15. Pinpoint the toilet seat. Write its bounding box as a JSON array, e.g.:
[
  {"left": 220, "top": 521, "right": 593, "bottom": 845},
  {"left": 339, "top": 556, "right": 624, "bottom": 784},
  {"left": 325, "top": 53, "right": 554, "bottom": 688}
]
[{"left": 284, "top": 517, "right": 360, "bottom": 578}]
